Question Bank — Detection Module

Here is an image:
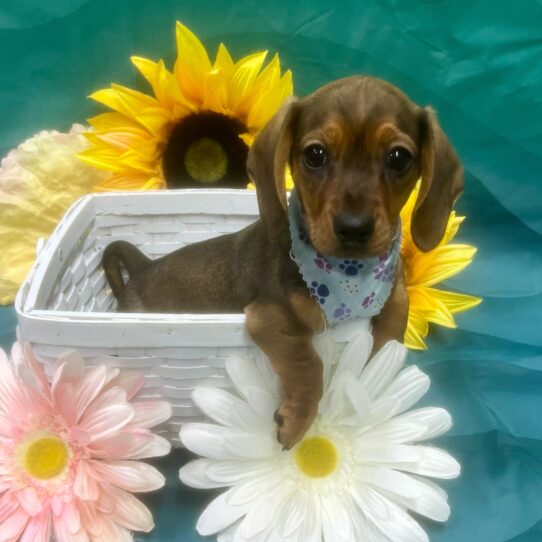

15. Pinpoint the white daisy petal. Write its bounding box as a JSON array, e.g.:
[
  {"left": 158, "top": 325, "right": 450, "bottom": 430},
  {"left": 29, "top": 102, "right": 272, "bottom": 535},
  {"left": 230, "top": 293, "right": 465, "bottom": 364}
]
[
  {"left": 225, "top": 356, "right": 279, "bottom": 418},
  {"left": 239, "top": 480, "right": 294, "bottom": 539},
  {"left": 179, "top": 458, "right": 273, "bottom": 489},
  {"left": 380, "top": 474, "right": 451, "bottom": 522},
  {"left": 321, "top": 494, "right": 353, "bottom": 542},
  {"left": 253, "top": 350, "right": 279, "bottom": 391},
  {"left": 352, "top": 484, "right": 429, "bottom": 542},
  {"left": 319, "top": 372, "right": 350, "bottom": 419},
  {"left": 345, "top": 378, "right": 372, "bottom": 420},
  {"left": 299, "top": 494, "right": 322, "bottom": 542},
  {"left": 358, "top": 341, "right": 406, "bottom": 398},
  {"left": 352, "top": 509, "right": 392, "bottom": 542},
  {"left": 393, "top": 408, "right": 453, "bottom": 441},
  {"left": 196, "top": 487, "right": 252, "bottom": 536},
  {"left": 228, "top": 472, "right": 282, "bottom": 506},
  {"left": 217, "top": 520, "right": 241, "bottom": 542},
  {"left": 372, "top": 366, "right": 430, "bottom": 421},
  {"left": 180, "top": 423, "right": 279, "bottom": 460},
  {"left": 410, "top": 473, "right": 449, "bottom": 500},
  {"left": 192, "top": 387, "right": 268, "bottom": 432},
  {"left": 396, "top": 446, "right": 461, "bottom": 479},
  {"left": 276, "top": 490, "right": 308, "bottom": 539},
  {"left": 313, "top": 335, "right": 335, "bottom": 389},
  {"left": 359, "top": 420, "right": 424, "bottom": 444},
  {"left": 355, "top": 443, "right": 422, "bottom": 464},
  {"left": 335, "top": 330, "right": 373, "bottom": 380},
  {"left": 357, "top": 443, "right": 459, "bottom": 479},
  {"left": 359, "top": 466, "right": 422, "bottom": 500}
]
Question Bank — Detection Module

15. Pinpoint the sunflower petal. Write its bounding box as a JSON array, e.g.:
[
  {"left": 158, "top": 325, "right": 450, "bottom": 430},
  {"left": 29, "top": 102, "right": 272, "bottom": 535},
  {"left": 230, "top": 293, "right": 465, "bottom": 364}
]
[
  {"left": 229, "top": 51, "right": 268, "bottom": 112},
  {"left": 426, "top": 288, "right": 482, "bottom": 314},
  {"left": 174, "top": 21, "right": 212, "bottom": 104}
]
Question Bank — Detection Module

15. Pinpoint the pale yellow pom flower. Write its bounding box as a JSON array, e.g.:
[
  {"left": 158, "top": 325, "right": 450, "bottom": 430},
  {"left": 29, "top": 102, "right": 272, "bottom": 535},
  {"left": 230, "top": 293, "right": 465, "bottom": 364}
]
[{"left": 0, "top": 125, "right": 109, "bottom": 304}]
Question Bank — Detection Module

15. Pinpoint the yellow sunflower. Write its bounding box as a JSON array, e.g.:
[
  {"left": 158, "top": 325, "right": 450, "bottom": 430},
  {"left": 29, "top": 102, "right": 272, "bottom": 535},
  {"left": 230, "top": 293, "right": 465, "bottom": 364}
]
[
  {"left": 79, "top": 22, "right": 293, "bottom": 190},
  {"left": 401, "top": 183, "right": 481, "bottom": 349}
]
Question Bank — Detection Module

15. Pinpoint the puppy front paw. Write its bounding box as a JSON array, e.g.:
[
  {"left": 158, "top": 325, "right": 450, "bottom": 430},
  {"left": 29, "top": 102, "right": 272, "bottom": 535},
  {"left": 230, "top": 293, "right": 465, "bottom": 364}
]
[{"left": 274, "top": 400, "right": 318, "bottom": 450}]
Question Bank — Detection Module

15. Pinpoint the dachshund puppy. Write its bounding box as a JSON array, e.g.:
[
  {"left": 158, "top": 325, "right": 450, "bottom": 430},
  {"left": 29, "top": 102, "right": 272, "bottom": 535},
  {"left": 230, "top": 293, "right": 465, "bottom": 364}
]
[{"left": 103, "top": 76, "right": 463, "bottom": 450}]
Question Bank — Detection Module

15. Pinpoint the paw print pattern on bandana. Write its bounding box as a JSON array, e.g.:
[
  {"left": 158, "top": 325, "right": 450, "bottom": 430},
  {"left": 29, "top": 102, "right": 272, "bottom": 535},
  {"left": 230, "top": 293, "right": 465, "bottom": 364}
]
[
  {"left": 373, "top": 257, "right": 395, "bottom": 283},
  {"left": 333, "top": 303, "right": 352, "bottom": 320},
  {"left": 314, "top": 253, "right": 332, "bottom": 273},
  {"left": 310, "top": 281, "right": 330, "bottom": 304},
  {"left": 339, "top": 260, "right": 364, "bottom": 276},
  {"left": 362, "top": 292, "right": 376, "bottom": 308}
]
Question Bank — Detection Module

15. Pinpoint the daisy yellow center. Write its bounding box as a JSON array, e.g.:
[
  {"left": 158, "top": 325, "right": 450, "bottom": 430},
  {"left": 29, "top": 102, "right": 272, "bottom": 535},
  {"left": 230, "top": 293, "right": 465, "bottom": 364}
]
[
  {"left": 184, "top": 137, "right": 228, "bottom": 183},
  {"left": 295, "top": 435, "right": 338, "bottom": 478},
  {"left": 22, "top": 434, "right": 69, "bottom": 480}
]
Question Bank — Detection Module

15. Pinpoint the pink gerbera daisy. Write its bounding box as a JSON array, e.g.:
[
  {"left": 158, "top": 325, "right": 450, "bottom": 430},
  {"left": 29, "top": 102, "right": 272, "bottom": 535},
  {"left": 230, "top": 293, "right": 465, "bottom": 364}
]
[{"left": 0, "top": 342, "right": 172, "bottom": 542}]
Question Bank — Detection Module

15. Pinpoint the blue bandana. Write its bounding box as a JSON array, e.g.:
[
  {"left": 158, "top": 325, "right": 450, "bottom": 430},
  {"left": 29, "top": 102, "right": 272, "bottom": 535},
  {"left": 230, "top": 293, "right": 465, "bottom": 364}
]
[{"left": 288, "top": 190, "right": 401, "bottom": 326}]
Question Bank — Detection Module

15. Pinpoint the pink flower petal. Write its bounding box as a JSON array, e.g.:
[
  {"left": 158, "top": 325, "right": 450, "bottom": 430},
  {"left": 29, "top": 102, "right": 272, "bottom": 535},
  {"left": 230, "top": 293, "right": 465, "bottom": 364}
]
[
  {"left": 83, "top": 386, "right": 128, "bottom": 423},
  {"left": 127, "top": 401, "right": 172, "bottom": 429},
  {"left": 0, "top": 507, "right": 30, "bottom": 542},
  {"left": 54, "top": 517, "right": 89, "bottom": 542},
  {"left": 20, "top": 511, "right": 51, "bottom": 542},
  {"left": 105, "top": 486, "right": 154, "bottom": 532},
  {"left": 21, "top": 343, "right": 50, "bottom": 396},
  {"left": 16, "top": 487, "right": 43, "bottom": 517},
  {"left": 95, "top": 488, "right": 115, "bottom": 514},
  {"left": 73, "top": 461, "right": 101, "bottom": 501},
  {"left": 16, "top": 365, "right": 53, "bottom": 414},
  {"left": 80, "top": 404, "right": 134, "bottom": 442},
  {"left": 91, "top": 516, "right": 126, "bottom": 542},
  {"left": 75, "top": 366, "right": 108, "bottom": 423},
  {"left": 89, "top": 460, "right": 165, "bottom": 492},
  {"left": 69, "top": 426, "right": 91, "bottom": 447},
  {"left": 0, "top": 493, "right": 19, "bottom": 522},
  {"left": 78, "top": 501, "right": 105, "bottom": 537},
  {"left": 60, "top": 500, "right": 81, "bottom": 534},
  {"left": 89, "top": 432, "right": 171, "bottom": 460},
  {"left": 53, "top": 382, "right": 78, "bottom": 426},
  {"left": 51, "top": 495, "right": 64, "bottom": 517},
  {"left": 51, "top": 354, "right": 84, "bottom": 393},
  {"left": 106, "top": 372, "right": 144, "bottom": 400}
]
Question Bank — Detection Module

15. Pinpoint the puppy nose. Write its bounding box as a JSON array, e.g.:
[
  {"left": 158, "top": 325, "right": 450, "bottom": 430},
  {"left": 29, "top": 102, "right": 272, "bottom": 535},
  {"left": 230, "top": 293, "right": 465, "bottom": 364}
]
[{"left": 333, "top": 213, "right": 375, "bottom": 244}]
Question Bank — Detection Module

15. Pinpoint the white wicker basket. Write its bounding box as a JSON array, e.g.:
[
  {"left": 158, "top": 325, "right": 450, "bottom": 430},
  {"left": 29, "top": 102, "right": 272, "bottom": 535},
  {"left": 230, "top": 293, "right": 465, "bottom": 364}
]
[{"left": 15, "top": 189, "right": 369, "bottom": 445}]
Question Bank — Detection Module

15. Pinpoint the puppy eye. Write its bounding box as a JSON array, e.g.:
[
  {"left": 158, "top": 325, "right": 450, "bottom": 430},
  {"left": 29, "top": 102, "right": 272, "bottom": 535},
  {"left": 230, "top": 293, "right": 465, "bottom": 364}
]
[
  {"left": 386, "top": 146, "right": 412, "bottom": 173},
  {"left": 303, "top": 144, "right": 328, "bottom": 169}
]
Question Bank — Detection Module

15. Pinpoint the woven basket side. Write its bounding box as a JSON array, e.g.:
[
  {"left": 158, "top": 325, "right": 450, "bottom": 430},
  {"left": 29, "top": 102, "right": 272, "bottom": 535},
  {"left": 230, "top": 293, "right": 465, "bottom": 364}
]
[{"left": 44, "top": 210, "right": 257, "bottom": 313}]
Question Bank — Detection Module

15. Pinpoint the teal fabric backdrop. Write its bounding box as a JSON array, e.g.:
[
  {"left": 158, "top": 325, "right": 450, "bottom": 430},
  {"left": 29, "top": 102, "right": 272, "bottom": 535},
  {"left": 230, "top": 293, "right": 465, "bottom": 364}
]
[{"left": 2, "top": 1, "right": 542, "bottom": 540}]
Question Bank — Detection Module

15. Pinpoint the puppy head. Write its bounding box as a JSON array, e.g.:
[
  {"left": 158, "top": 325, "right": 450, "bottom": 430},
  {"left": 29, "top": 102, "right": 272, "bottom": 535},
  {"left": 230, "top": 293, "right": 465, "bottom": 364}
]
[{"left": 248, "top": 76, "right": 463, "bottom": 255}]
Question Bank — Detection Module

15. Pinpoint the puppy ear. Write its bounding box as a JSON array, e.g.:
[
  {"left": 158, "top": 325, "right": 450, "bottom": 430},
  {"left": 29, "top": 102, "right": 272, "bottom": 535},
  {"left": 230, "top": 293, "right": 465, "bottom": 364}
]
[
  {"left": 411, "top": 107, "right": 464, "bottom": 251},
  {"left": 247, "top": 97, "right": 298, "bottom": 241}
]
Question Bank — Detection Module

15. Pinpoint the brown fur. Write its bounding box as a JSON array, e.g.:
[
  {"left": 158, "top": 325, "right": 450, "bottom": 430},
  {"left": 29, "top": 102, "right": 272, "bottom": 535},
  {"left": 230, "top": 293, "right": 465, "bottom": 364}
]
[{"left": 103, "top": 76, "right": 463, "bottom": 449}]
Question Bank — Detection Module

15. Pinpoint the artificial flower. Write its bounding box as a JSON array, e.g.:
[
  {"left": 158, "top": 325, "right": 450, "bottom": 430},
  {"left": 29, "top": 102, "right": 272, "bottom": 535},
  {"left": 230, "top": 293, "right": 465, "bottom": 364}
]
[
  {"left": 0, "top": 124, "right": 110, "bottom": 305},
  {"left": 0, "top": 342, "right": 171, "bottom": 541},
  {"left": 79, "top": 21, "right": 293, "bottom": 190},
  {"left": 179, "top": 329, "right": 460, "bottom": 542},
  {"left": 400, "top": 183, "right": 481, "bottom": 349}
]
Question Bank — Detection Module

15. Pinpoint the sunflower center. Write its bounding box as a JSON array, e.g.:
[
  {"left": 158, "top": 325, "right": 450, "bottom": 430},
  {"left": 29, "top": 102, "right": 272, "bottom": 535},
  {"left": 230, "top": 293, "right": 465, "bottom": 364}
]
[
  {"left": 162, "top": 111, "right": 249, "bottom": 188},
  {"left": 295, "top": 435, "right": 338, "bottom": 478},
  {"left": 21, "top": 434, "right": 69, "bottom": 480},
  {"left": 184, "top": 137, "right": 228, "bottom": 183}
]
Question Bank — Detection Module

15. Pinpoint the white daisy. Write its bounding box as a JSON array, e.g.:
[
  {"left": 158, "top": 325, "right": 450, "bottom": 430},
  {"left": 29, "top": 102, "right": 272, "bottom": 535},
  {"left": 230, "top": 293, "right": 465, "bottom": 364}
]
[{"left": 179, "top": 330, "right": 460, "bottom": 542}]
